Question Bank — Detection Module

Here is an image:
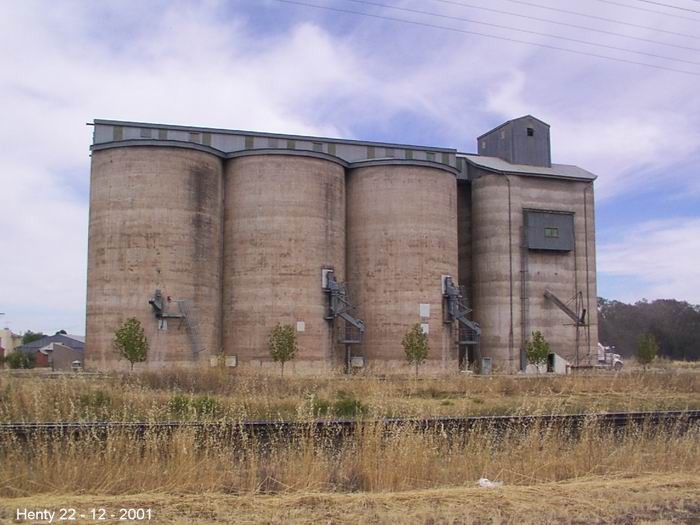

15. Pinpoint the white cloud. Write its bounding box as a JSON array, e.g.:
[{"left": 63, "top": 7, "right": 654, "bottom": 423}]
[
  {"left": 598, "top": 218, "right": 700, "bottom": 304},
  {"left": 0, "top": 0, "right": 699, "bottom": 331}
]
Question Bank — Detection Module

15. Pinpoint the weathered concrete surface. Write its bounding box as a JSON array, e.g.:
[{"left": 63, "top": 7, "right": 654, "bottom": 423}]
[
  {"left": 457, "top": 182, "right": 475, "bottom": 312},
  {"left": 86, "top": 147, "right": 223, "bottom": 370},
  {"left": 223, "top": 155, "right": 345, "bottom": 370},
  {"left": 469, "top": 170, "right": 598, "bottom": 372},
  {"left": 347, "top": 165, "right": 459, "bottom": 372}
]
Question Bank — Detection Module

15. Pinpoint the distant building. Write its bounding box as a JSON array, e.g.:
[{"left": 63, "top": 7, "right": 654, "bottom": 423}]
[
  {"left": 0, "top": 328, "right": 23, "bottom": 354},
  {"left": 17, "top": 334, "right": 85, "bottom": 368}
]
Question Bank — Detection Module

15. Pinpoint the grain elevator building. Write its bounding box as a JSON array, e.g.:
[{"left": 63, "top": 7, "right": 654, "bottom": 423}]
[{"left": 86, "top": 115, "right": 597, "bottom": 374}]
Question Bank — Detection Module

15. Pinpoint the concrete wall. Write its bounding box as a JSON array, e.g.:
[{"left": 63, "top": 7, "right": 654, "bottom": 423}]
[
  {"left": 49, "top": 344, "right": 84, "bottom": 371},
  {"left": 347, "top": 164, "right": 458, "bottom": 372},
  {"left": 86, "top": 147, "right": 223, "bottom": 370},
  {"left": 223, "top": 155, "right": 346, "bottom": 372},
  {"left": 468, "top": 169, "right": 598, "bottom": 372}
]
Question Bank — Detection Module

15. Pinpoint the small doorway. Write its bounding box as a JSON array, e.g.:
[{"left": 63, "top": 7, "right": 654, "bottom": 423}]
[
  {"left": 459, "top": 345, "right": 477, "bottom": 371},
  {"left": 547, "top": 353, "right": 555, "bottom": 373}
]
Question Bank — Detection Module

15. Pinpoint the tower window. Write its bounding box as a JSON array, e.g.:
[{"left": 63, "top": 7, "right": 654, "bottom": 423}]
[{"left": 527, "top": 127, "right": 534, "bottom": 136}]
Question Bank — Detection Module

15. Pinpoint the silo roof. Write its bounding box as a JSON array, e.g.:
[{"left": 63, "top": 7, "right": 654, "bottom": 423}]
[{"left": 459, "top": 154, "right": 597, "bottom": 182}]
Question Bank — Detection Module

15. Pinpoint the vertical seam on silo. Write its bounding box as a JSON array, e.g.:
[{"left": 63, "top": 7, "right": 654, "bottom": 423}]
[
  {"left": 506, "top": 175, "right": 514, "bottom": 371},
  {"left": 584, "top": 184, "right": 592, "bottom": 364},
  {"left": 573, "top": 201, "right": 579, "bottom": 366},
  {"left": 218, "top": 158, "right": 227, "bottom": 357}
]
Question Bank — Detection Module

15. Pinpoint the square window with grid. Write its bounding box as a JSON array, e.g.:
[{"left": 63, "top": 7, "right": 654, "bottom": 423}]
[{"left": 544, "top": 227, "right": 559, "bottom": 238}]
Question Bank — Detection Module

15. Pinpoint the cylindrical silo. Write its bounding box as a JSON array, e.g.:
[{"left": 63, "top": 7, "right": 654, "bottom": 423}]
[
  {"left": 223, "top": 153, "right": 345, "bottom": 372},
  {"left": 86, "top": 147, "right": 223, "bottom": 370},
  {"left": 346, "top": 162, "right": 459, "bottom": 372},
  {"left": 470, "top": 172, "right": 518, "bottom": 373}
]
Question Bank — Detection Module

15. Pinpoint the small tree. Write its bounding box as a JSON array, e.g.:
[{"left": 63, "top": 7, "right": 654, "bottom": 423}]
[
  {"left": 526, "top": 330, "right": 550, "bottom": 372},
  {"left": 402, "top": 323, "right": 429, "bottom": 377},
  {"left": 113, "top": 318, "right": 148, "bottom": 371},
  {"left": 268, "top": 323, "right": 298, "bottom": 377},
  {"left": 637, "top": 332, "right": 658, "bottom": 370},
  {"left": 5, "top": 351, "right": 35, "bottom": 369},
  {"left": 22, "top": 331, "right": 45, "bottom": 345}
]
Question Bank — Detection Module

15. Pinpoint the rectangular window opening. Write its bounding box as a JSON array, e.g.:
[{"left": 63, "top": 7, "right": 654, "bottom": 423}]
[
  {"left": 244, "top": 136, "right": 254, "bottom": 149},
  {"left": 158, "top": 129, "right": 168, "bottom": 140},
  {"left": 189, "top": 132, "right": 201, "bottom": 143},
  {"left": 286, "top": 139, "right": 296, "bottom": 149},
  {"left": 328, "top": 143, "right": 336, "bottom": 156},
  {"left": 426, "top": 152, "right": 435, "bottom": 162},
  {"left": 544, "top": 227, "right": 559, "bottom": 238},
  {"left": 367, "top": 146, "right": 375, "bottom": 159},
  {"left": 313, "top": 142, "right": 323, "bottom": 152},
  {"left": 527, "top": 127, "right": 535, "bottom": 137}
]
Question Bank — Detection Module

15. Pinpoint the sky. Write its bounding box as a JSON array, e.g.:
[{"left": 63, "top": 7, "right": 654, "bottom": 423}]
[{"left": 0, "top": 0, "right": 699, "bottom": 335}]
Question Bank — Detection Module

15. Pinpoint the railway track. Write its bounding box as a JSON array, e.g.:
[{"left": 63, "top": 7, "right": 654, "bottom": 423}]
[{"left": 1, "top": 410, "right": 698, "bottom": 439}]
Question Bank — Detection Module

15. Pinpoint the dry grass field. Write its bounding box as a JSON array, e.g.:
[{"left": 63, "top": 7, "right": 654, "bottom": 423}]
[
  {"left": 1, "top": 367, "right": 698, "bottom": 523},
  {"left": 1, "top": 366, "right": 698, "bottom": 422}
]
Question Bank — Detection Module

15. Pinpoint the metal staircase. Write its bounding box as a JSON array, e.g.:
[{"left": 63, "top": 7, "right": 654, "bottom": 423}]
[
  {"left": 322, "top": 270, "right": 365, "bottom": 372},
  {"left": 442, "top": 275, "right": 480, "bottom": 345}
]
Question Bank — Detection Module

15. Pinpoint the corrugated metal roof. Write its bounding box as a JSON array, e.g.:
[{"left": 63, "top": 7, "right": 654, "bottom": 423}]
[
  {"left": 476, "top": 114, "right": 550, "bottom": 140},
  {"left": 17, "top": 334, "right": 85, "bottom": 352},
  {"left": 460, "top": 154, "right": 597, "bottom": 181}
]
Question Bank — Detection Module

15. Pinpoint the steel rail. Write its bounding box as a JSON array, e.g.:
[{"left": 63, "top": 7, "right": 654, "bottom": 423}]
[{"left": 1, "top": 410, "right": 698, "bottom": 439}]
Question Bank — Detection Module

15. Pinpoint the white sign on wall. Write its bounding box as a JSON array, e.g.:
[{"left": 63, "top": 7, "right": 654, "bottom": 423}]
[
  {"left": 421, "top": 323, "right": 430, "bottom": 335},
  {"left": 296, "top": 321, "right": 306, "bottom": 332},
  {"left": 419, "top": 303, "right": 430, "bottom": 318}
]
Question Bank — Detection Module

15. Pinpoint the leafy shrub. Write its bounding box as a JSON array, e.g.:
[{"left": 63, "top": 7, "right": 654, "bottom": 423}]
[
  {"left": 268, "top": 323, "right": 298, "bottom": 377},
  {"left": 168, "top": 395, "right": 191, "bottom": 417},
  {"left": 526, "top": 330, "right": 550, "bottom": 369},
  {"left": 113, "top": 317, "right": 148, "bottom": 371},
  {"left": 79, "top": 390, "right": 111, "bottom": 411},
  {"left": 402, "top": 323, "right": 429, "bottom": 377},
  {"left": 5, "top": 352, "right": 35, "bottom": 369},
  {"left": 637, "top": 333, "right": 659, "bottom": 369},
  {"left": 192, "top": 396, "right": 221, "bottom": 417},
  {"left": 311, "top": 397, "right": 332, "bottom": 417},
  {"left": 333, "top": 391, "right": 367, "bottom": 417}
]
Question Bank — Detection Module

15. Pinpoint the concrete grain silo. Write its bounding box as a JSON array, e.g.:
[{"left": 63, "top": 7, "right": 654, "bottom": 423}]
[
  {"left": 346, "top": 161, "right": 459, "bottom": 371},
  {"left": 465, "top": 115, "right": 598, "bottom": 372},
  {"left": 86, "top": 115, "right": 598, "bottom": 375},
  {"left": 223, "top": 153, "right": 346, "bottom": 372},
  {"left": 86, "top": 146, "right": 223, "bottom": 370}
]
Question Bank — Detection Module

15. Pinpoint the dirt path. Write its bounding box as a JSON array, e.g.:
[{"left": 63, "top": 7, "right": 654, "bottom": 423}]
[{"left": 1, "top": 474, "right": 698, "bottom": 524}]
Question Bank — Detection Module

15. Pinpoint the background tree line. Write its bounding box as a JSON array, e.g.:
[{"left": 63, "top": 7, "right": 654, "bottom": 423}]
[{"left": 598, "top": 298, "right": 700, "bottom": 361}]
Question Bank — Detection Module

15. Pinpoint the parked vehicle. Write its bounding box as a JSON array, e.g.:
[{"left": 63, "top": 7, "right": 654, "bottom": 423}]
[{"left": 598, "top": 343, "right": 624, "bottom": 371}]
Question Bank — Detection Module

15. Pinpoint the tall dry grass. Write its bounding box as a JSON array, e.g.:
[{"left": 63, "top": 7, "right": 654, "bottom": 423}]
[
  {"left": 1, "top": 367, "right": 698, "bottom": 422},
  {"left": 1, "top": 419, "right": 697, "bottom": 497}
]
